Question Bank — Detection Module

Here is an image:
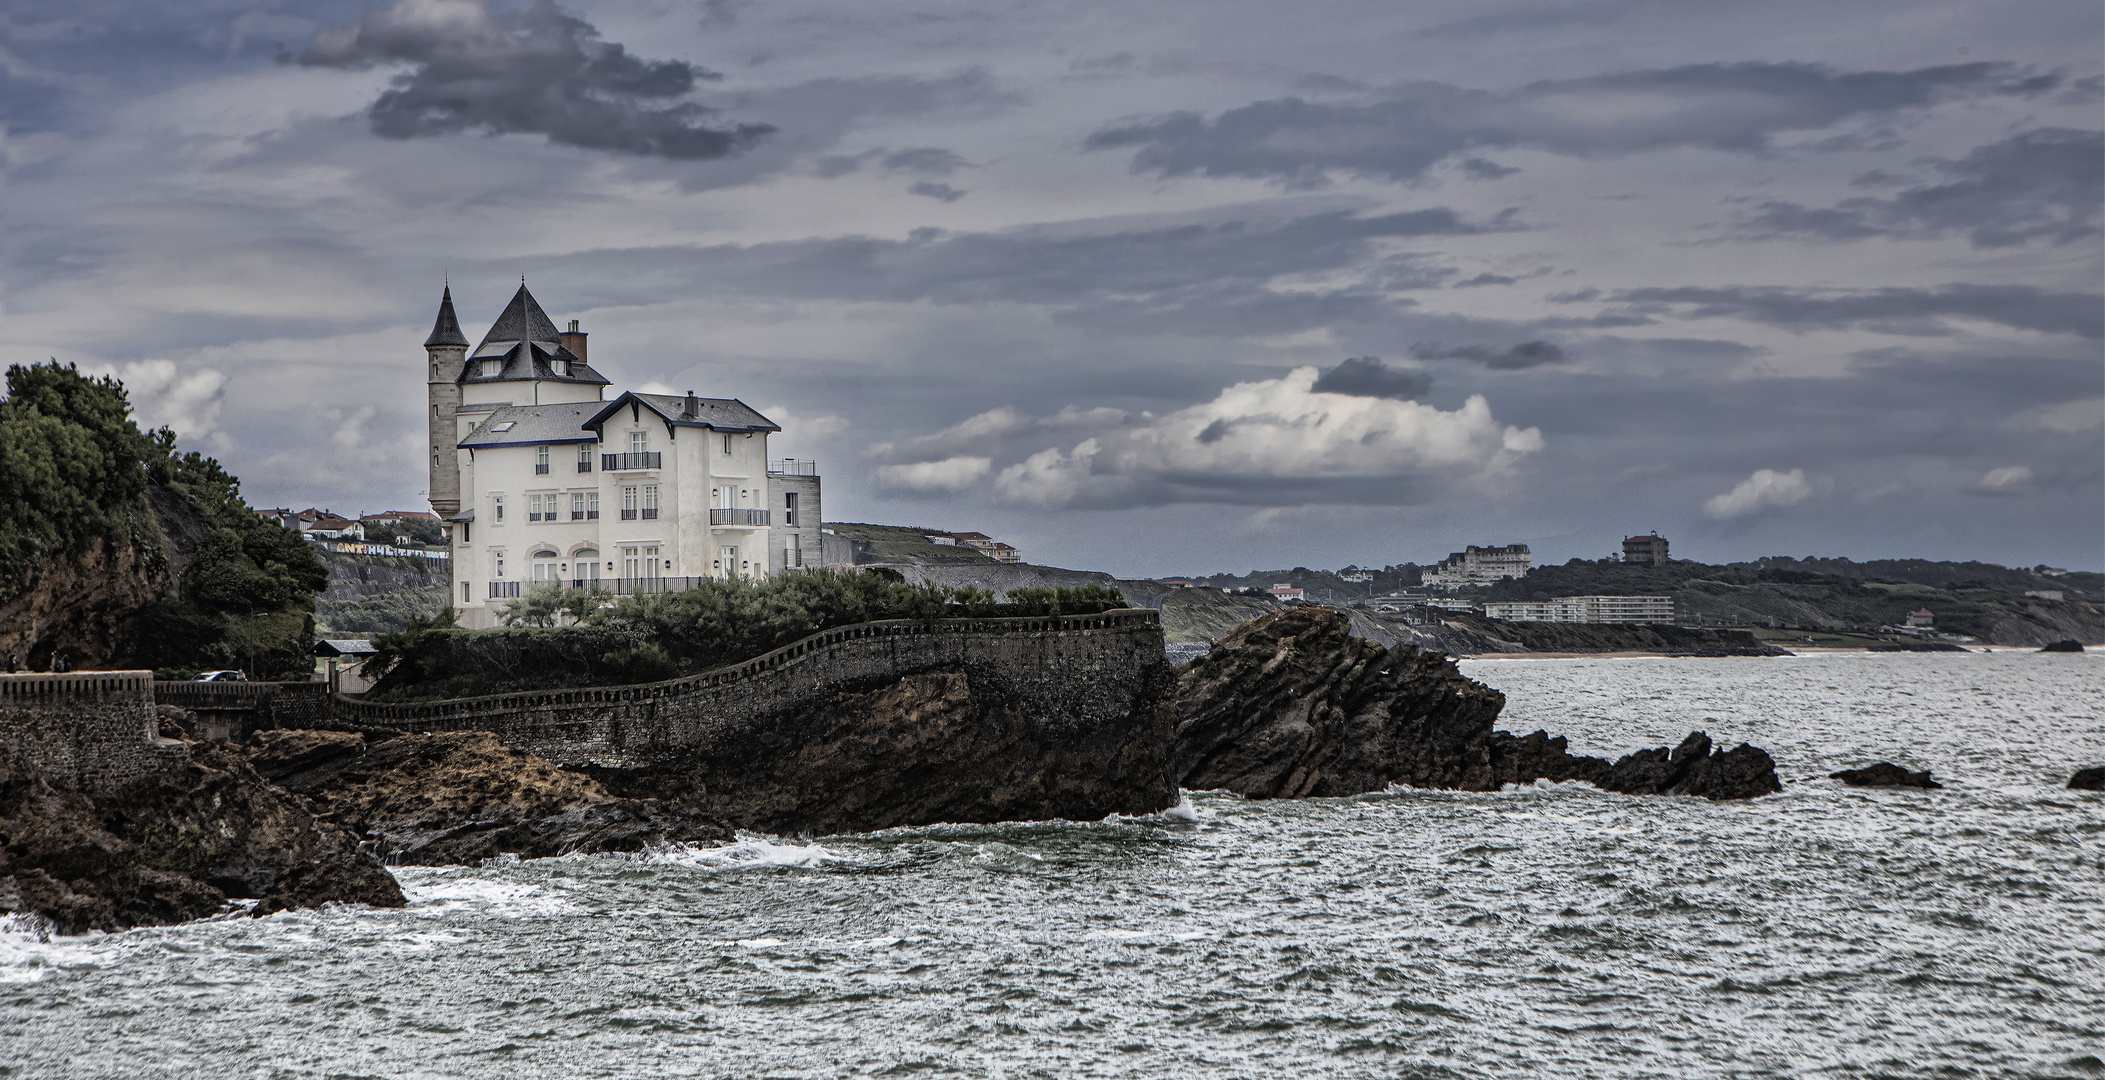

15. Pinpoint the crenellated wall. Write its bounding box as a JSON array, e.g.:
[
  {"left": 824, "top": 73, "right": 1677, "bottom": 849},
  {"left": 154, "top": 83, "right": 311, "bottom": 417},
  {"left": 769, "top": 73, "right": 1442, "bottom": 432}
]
[
  {"left": 339, "top": 610, "right": 1170, "bottom": 771},
  {"left": 0, "top": 671, "right": 186, "bottom": 793}
]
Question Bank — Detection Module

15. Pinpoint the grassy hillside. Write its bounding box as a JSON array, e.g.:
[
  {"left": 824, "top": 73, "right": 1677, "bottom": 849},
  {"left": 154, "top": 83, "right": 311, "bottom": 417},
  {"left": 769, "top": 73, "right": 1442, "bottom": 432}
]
[{"left": 823, "top": 522, "right": 1010, "bottom": 566}]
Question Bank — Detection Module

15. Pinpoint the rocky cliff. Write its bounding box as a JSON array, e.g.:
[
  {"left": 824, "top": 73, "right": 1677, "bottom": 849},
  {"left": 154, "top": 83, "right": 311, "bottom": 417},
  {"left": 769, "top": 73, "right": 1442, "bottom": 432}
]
[
  {"left": 0, "top": 742, "right": 402, "bottom": 934},
  {"left": 1174, "top": 608, "right": 1781, "bottom": 800}
]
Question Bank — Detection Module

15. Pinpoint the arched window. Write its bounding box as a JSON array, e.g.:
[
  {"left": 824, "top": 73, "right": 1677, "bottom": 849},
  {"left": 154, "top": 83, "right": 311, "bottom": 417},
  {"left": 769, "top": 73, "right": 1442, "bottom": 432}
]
[
  {"left": 531, "top": 548, "right": 561, "bottom": 584},
  {"left": 574, "top": 548, "right": 601, "bottom": 581}
]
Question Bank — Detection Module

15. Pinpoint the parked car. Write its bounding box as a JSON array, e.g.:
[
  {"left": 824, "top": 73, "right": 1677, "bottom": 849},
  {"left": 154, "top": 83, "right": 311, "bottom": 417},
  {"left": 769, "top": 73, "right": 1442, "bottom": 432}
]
[{"left": 193, "top": 670, "right": 248, "bottom": 682}]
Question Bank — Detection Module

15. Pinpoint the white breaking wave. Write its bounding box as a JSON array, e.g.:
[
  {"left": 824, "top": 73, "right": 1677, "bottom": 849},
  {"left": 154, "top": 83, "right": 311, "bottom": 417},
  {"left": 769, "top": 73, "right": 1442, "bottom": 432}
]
[{"left": 644, "top": 835, "right": 845, "bottom": 870}]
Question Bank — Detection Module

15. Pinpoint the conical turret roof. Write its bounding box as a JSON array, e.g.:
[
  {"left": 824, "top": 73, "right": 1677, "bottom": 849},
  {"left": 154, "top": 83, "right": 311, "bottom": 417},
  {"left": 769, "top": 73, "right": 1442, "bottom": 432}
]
[
  {"left": 424, "top": 286, "right": 469, "bottom": 347},
  {"left": 472, "top": 282, "right": 563, "bottom": 357}
]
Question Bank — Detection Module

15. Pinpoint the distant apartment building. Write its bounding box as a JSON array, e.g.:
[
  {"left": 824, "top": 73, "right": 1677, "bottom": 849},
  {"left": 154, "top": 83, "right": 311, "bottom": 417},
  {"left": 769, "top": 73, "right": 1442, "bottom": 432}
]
[
  {"left": 1421, "top": 544, "right": 1532, "bottom": 588},
  {"left": 951, "top": 532, "right": 1022, "bottom": 563},
  {"left": 1483, "top": 595, "right": 1675, "bottom": 624},
  {"left": 1622, "top": 532, "right": 1670, "bottom": 566}
]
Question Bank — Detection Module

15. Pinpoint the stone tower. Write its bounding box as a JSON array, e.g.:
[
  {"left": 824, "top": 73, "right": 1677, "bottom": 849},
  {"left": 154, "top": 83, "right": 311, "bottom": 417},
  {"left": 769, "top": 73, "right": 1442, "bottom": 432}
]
[{"left": 424, "top": 286, "right": 469, "bottom": 517}]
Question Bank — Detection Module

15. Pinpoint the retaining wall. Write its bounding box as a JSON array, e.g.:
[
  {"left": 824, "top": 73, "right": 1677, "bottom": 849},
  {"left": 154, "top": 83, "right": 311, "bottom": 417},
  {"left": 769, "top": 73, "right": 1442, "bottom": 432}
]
[
  {"left": 341, "top": 610, "right": 1167, "bottom": 770},
  {"left": 0, "top": 671, "right": 186, "bottom": 793},
  {"left": 152, "top": 680, "right": 335, "bottom": 740}
]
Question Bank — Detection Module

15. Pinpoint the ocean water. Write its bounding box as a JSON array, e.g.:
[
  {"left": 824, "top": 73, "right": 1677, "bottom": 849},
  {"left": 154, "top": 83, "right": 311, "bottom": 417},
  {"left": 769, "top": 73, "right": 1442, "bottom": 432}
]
[{"left": 4, "top": 651, "right": 2101, "bottom": 1079}]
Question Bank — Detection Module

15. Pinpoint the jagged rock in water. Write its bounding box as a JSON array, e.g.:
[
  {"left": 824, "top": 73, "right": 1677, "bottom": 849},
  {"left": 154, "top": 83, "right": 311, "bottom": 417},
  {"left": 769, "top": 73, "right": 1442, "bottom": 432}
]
[
  {"left": 1487, "top": 730, "right": 1610, "bottom": 788},
  {"left": 252, "top": 851, "right": 406, "bottom": 917},
  {"left": 0, "top": 744, "right": 401, "bottom": 934},
  {"left": 248, "top": 730, "right": 732, "bottom": 863},
  {"left": 2068, "top": 767, "right": 2104, "bottom": 791},
  {"left": 1831, "top": 762, "right": 1943, "bottom": 789},
  {"left": 604, "top": 667, "right": 1180, "bottom": 836},
  {"left": 1595, "top": 732, "right": 1782, "bottom": 801},
  {"left": 1173, "top": 608, "right": 1508, "bottom": 796},
  {"left": 2040, "top": 639, "right": 2085, "bottom": 653}
]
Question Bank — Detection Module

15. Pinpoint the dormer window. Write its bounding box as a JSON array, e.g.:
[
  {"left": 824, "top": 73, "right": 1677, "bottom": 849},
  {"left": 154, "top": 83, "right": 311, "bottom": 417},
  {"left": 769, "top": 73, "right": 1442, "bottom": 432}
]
[
  {"left": 481, "top": 359, "right": 500, "bottom": 378},
  {"left": 555, "top": 360, "right": 570, "bottom": 377}
]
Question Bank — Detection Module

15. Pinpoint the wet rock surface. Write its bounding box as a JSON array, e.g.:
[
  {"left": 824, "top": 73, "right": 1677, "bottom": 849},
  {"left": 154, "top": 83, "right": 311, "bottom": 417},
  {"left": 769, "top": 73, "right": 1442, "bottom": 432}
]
[
  {"left": 1173, "top": 609, "right": 1783, "bottom": 801},
  {"left": 248, "top": 730, "right": 732, "bottom": 864},
  {"left": 0, "top": 744, "right": 401, "bottom": 934},
  {"left": 596, "top": 666, "right": 1179, "bottom": 836},
  {"left": 2039, "top": 639, "right": 2085, "bottom": 653},
  {"left": 1831, "top": 762, "right": 1944, "bottom": 789},
  {"left": 1173, "top": 608, "right": 1508, "bottom": 796},
  {"left": 1595, "top": 732, "right": 1784, "bottom": 801},
  {"left": 2068, "top": 767, "right": 2104, "bottom": 791}
]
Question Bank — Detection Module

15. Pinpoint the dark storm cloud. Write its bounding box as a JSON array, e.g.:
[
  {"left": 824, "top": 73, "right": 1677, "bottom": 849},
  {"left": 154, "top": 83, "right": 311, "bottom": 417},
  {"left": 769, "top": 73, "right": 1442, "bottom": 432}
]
[
  {"left": 1310, "top": 356, "right": 1433, "bottom": 399},
  {"left": 1606, "top": 284, "right": 2104, "bottom": 339},
  {"left": 1736, "top": 128, "right": 2104, "bottom": 248},
  {"left": 296, "top": 0, "right": 773, "bottom": 159},
  {"left": 1460, "top": 158, "right": 1519, "bottom": 180},
  {"left": 1085, "top": 62, "right": 2059, "bottom": 187},
  {"left": 1411, "top": 340, "right": 1568, "bottom": 369},
  {"left": 908, "top": 180, "right": 967, "bottom": 202},
  {"left": 1452, "top": 272, "right": 1516, "bottom": 287}
]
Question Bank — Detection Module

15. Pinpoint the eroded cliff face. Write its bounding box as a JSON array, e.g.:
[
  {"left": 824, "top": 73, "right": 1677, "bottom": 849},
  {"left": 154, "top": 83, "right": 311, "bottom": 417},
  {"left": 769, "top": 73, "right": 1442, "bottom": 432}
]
[
  {"left": 1174, "top": 607, "right": 1508, "bottom": 796},
  {"left": 0, "top": 742, "right": 402, "bottom": 934},
  {"left": 599, "top": 665, "right": 1181, "bottom": 836},
  {"left": 0, "top": 536, "right": 163, "bottom": 670},
  {"left": 248, "top": 730, "right": 732, "bottom": 864}
]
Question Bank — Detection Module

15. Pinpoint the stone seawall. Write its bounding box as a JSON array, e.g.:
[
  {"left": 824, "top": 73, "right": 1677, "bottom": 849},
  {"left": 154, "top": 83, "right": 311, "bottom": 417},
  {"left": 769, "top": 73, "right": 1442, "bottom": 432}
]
[
  {"left": 153, "top": 680, "right": 335, "bottom": 741},
  {"left": 340, "top": 610, "right": 1168, "bottom": 771},
  {"left": 0, "top": 670, "right": 186, "bottom": 793}
]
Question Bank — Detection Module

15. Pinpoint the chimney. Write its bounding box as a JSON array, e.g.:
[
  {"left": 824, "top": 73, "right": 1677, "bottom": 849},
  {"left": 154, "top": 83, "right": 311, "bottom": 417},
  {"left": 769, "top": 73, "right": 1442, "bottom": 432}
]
[
  {"left": 684, "top": 390, "right": 699, "bottom": 417},
  {"left": 559, "top": 319, "right": 588, "bottom": 366}
]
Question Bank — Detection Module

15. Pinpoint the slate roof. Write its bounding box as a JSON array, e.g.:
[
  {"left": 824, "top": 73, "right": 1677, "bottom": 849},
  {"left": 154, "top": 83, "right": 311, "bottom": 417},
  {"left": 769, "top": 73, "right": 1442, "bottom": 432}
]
[
  {"left": 313, "top": 639, "right": 377, "bottom": 657},
  {"left": 424, "top": 286, "right": 469, "bottom": 348},
  {"left": 459, "top": 402, "right": 601, "bottom": 449},
  {"left": 472, "top": 283, "right": 563, "bottom": 357},
  {"left": 585, "top": 392, "right": 780, "bottom": 435}
]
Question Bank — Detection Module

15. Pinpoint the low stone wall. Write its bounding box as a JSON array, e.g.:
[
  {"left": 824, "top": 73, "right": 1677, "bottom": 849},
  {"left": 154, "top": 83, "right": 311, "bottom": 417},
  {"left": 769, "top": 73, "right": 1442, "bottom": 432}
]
[
  {"left": 153, "top": 680, "right": 336, "bottom": 741},
  {"left": 341, "top": 610, "right": 1167, "bottom": 771},
  {"left": 0, "top": 670, "right": 185, "bottom": 793}
]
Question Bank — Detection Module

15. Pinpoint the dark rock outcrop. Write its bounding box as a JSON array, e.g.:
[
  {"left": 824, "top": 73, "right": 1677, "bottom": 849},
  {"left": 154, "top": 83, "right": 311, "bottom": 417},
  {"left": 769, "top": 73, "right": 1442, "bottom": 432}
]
[
  {"left": 248, "top": 729, "right": 732, "bottom": 863},
  {"left": 1172, "top": 608, "right": 1783, "bottom": 801},
  {"left": 1173, "top": 608, "right": 1507, "bottom": 796},
  {"left": 2040, "top": 639, "right": 2085, "bottom": 653},
  {"left": 1487, "top": 730, "right": 1610, "bottom": 788},
  {"left": 2069, "top": 767, "right": 2104, "bottom": 790},
  {"left": 1831, "top": 762, "right": 1943, "bottom": 789},
  {"left": 599, "top": 666, "right": 1179, "bottom": 836},
  {"left": 1595, "top": 732, "right": 1783, "bottom": 801},
  {"left": 0, "top": 744, "right": 402, "bottom": 934}
]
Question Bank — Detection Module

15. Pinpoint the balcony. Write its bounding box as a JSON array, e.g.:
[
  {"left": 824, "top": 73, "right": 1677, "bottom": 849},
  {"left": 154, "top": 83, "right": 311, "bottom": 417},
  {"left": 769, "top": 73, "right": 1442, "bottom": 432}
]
[
  {"left": 487, "top": 580, "right": 522, "bottom": 599},
  {"left": 768, "top": 458, "right": 818, "bottom": 477},
  {"left": 577, "top": 460, "right": 593, "bottom": 473},
  {"left": 602, "top": 452, "right": 662, "bottom": 471},
  {"left": 535, "top": 463, "right": 550, "bottom": 475},
  {"left": 710, "top": 508, "right": 771, "bottom": 527},
  {"left": 621, "top": 509, "right": 637, "bottom": 520},
  {"left": 642, "top": 508, "right": 659, "bottom": 519}
]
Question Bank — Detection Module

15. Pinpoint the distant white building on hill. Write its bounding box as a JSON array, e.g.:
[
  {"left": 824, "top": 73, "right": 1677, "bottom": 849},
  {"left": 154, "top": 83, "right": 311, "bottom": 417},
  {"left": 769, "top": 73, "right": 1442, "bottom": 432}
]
[
  {"left": 1422, "top": 544, "right": 1532, "bottom": 588},
  {"left": 1483, "top": 595, "right": 1674, "bottom": 624}
]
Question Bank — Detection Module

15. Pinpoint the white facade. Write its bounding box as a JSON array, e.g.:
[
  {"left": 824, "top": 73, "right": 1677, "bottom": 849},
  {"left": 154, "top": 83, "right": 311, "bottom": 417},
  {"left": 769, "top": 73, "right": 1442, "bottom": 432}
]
[
  {"left": 1421, "top": 544, "right": 1533, "bottom": 588},
  {"left": 1482, "top": 595, "right": 1675, "bottom": 624},
  {"left": 426, "top": 285, "right": 816, "bottom": 629}
]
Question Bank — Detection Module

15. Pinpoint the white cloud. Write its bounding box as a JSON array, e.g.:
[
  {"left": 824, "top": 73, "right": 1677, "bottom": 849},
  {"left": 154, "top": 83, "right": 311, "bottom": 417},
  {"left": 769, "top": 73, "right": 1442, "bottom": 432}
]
[
  {"left": 876, "top": 455, "right": 991, "bottom": 492},
  {"left": 990, "top": 366, "right": 1540, "bottom": 508},
  {"left": 331, "top": 405, "right": 379, "bottom": 451},
  {"left": 1704, "top": 468, "right": 1825, "bottom": 519},
  {"left": 1975, "top": 465, "right": 2036, "bottom": 495},
  {"left": 2017, "top": 397, "right": 2104, "bottom": 433},
  {"left": 84, "top": 359, "right": 230, "bottom": 439}
]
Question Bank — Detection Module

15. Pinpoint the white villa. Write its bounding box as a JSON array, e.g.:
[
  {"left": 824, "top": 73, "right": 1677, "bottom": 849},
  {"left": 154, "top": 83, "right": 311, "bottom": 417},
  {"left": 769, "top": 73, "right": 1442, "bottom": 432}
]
[{"left": 424, "top": 284, "right": 822, "bottom": 629}]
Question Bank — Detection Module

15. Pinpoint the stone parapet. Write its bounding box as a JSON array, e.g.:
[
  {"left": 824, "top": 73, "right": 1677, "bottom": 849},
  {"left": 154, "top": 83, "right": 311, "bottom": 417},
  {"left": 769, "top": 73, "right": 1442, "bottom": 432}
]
[
  {"left": 0, "top": 670, "right": 182, "bottom": 793},
  {"left": 340, "top": 610, "right": 1167, "bottom": 771}
]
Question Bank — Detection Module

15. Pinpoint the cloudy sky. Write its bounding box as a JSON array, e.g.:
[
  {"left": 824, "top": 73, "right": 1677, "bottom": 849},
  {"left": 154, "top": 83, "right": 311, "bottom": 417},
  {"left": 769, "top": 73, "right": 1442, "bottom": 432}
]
[{"left": 5, "top": 0, "right": 2100, "bottom": 575}]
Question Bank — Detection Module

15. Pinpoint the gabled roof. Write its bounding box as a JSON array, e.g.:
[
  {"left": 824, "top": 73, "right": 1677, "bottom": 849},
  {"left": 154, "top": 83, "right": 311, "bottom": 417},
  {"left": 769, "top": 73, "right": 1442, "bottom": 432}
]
[
  {"left": 585, "top": 391, "right": 780, "bottom": 436},
  {"left": 459, "top": 402, "right": 601, "bottom": 449},
  {"left": 313, "top": 639, "right": 377, "bottom": 657},
  {"left": 472, "top": 283, "right": 563, "bottom": 358},
  {"left": 424, "top": 286, "right": 469, "bottom": 348}
]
